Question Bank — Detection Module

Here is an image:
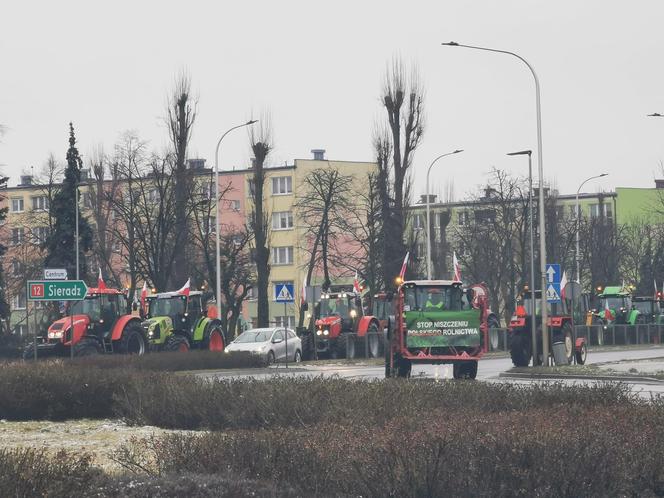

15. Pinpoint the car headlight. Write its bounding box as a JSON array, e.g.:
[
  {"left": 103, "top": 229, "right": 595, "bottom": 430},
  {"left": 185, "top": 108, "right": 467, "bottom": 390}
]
[{"left": 323, "top": 329, "right": 329, "bottom": 336}]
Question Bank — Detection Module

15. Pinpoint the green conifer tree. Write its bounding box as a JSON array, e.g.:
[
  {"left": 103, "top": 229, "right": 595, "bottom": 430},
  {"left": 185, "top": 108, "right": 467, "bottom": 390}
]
[
  {"left": 44, "top": 123, "right": 93, "bottom": 280},
  {"left": 0, "top": 175, "right": 11, "bottom": 329}
]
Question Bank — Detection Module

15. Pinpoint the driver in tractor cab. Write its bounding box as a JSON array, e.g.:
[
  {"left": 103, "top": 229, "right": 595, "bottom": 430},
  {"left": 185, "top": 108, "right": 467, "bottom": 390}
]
[
  {"left": 425, "top": 290, "right": 445, "bottom": 311},
  {"left": 335, "top": 298, "right": 348, "bottom": 316}
]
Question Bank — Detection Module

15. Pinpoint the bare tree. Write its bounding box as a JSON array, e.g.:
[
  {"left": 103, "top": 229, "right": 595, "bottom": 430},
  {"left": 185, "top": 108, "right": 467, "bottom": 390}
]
[
  {"left": 249, "top": 117, "right": 272, "bottom": 327},
  {"left": 379, "top": 57, "right": 425, "bottom": 282},
  {"left": 218, "top": 228, "right": 254, "bottom": 337},
  {"left": 167, "top": 72, "right": 197, "bottom": 285}
]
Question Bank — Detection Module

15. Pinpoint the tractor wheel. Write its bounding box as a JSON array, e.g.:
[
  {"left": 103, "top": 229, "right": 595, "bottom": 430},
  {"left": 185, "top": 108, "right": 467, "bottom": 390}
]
[
  {"left": 203, "top": 327, "right": 225, "bottom": 352},
  {"left": 575, "top": 342, "right": 588, "bottom": 365},
  {"left": 510, "top": 333, "right": 532, "bottom": 367},
  {"left": 366, "top": 323, "right": 380, "bottom": 358},
  {"left": 333, "top": 335, "right": 353, "bottom": 359},
  {"left": 165, "top": 335, "right": 190, "bottom": 353},
  {"left": 488, "top": 316, "right": 500, "bottom": 351},
  {"left": 561, "top": 322, "right": 574, "bottom": 364},
  {"left": 453, "top": 361, "right": 478, "bottom": 380},
  {"left": 118, "top": 323, "right": 146, "bottom": 356},
  {"left": 396, "top": 356, "right": 411, "bottom": 378},
  {"left": 74, "top": 338, "right": 102, "bottom": 357}
]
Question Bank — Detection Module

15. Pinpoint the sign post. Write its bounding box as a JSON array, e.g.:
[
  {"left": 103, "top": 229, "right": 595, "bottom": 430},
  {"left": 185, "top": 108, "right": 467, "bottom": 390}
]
[
  {"left": 275, "top": 283, "right": 295, "bottom": 368},
  {"left": 27, "top": 280, "right": 88, "bottom": 360}
]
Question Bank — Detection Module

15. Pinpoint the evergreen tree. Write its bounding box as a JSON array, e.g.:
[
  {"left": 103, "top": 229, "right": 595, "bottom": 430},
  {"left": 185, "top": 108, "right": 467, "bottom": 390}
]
[
  {"left": 44, "top": 123, "right": 93, "bottom": 280},
  {"left": 0, "top": 175, "right": 11, "bottom": 331}
]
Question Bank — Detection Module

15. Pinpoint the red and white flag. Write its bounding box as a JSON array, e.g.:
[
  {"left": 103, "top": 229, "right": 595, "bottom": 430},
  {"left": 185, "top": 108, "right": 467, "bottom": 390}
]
[
  {"left": 97, "top": 267, "right": 106, "bottom": 290},
  {"left": 140, "top": 282, "right": 148, "bottom": 313},
  {"left": 655, "top": 280, "right": 659, "bottom": 297},
  {"left": 353, "top": 270, "right": 361, "bottom": 293},
  {"left": 399, "top": 252, "right": 410, "bottom": 280},
  {"left": 301, "top": 276, "right": 307, "bottom": 305},
  {"left": 560, "top": 270, "right": 568, "bottom": 299},
  {"left": 453, "top": 252, "right": 462, "bottom": 282},
  {"left": 177, "top": 278, "right": 191, "bottom": 297}
]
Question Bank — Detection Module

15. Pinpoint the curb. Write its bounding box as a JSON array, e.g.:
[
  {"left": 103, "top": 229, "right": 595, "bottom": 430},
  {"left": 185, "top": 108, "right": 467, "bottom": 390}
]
[{"left": 499, "top": 371, "right": 664, "bottom": 384}]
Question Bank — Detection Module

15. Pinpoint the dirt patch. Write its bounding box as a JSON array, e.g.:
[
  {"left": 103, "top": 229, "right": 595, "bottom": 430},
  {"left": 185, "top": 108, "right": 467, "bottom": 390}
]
[{"left": 0, "top": 418, "right": 190, "bottom": 471}]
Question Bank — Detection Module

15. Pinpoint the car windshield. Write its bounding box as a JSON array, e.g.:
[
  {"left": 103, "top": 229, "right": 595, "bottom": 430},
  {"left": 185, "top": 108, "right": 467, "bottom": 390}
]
[
  {"left": 633, "top": 301, "right": 652, "bottom": 314},
  {"left": 149, "top": 295, "right": 186, "bottom": 317},
  {"left": 404, "top": 286, "right": 463, "bottom": 312},
  {"left": 234, "top": 330, "right": 272, "bottom": 343},
  {"left": 70, "top": 295, "right": 101, "bottom": 321},
  {"left": 601, "top": 297, "right": 626, "bottom": 310},
  {"left": 320, "top": 296, "right": 349, "bottom": 317}
]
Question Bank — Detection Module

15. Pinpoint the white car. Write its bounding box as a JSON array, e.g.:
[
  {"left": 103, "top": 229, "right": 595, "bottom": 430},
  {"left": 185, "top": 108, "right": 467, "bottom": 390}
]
[{"left": 225, "top": 327, "right": 302, "bottom": 365}]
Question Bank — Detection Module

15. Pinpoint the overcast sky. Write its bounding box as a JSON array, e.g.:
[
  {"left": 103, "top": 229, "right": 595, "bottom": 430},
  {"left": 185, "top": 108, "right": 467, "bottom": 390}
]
[{"left": 2, "top": 0, "right": 663, "bottom": 201}]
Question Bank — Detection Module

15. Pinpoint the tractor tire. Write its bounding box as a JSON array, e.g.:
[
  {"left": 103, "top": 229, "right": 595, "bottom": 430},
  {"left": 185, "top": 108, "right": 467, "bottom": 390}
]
[
  {"left": 332, "top": 335, "right": 353, "bottom": 359},
  {"left": 202, "top": 326, "right": 225, "bottom": 352},
  {"left": 164, "top": 335, "right": 190, "bottom": 353},
  {"left": 561, "top": 322, "right": 574, "bottom": 364},
  {"left": 510, "top": 333, "right": 532, "bottom": 367},
  {"left": 488, "top": 316, "right": 500, "bottom": 351},
  {"left": 118, "top": 323, "right": 146, "bottom": 356},
  {"left": 575, "top": 342, "right": 588, "bottom": 365},
  {"left": 366, "top": 323, "right": 380, "bottom": 358},
  {"left": 74, "top": 338, "right": 102, "bottom": 357},
  {"left": 396, "top": 356, "right": 412, "bottom": 378},
  {"left": 453, "top": 360, "right": 478, "bottom": 380}
]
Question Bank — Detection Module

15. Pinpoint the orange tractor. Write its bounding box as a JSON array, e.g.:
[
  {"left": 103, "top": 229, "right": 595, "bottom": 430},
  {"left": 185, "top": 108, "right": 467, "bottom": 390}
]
[{"left": 24, "top": 287, "right": 147, "bottom": 358}]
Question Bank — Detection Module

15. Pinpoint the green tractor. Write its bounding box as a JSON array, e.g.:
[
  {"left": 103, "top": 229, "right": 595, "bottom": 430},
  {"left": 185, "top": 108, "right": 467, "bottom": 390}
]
[
  {"left": 142, "top": 290, "right": 227, "bottom": 352},
  {"left": 592, "top": 286, "right": 644, "bottom": 326}
]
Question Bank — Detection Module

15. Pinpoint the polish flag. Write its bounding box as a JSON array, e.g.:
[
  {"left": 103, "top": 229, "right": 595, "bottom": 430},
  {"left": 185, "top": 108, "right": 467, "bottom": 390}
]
[
  {"left": 604, "top": 298, "right": 614, "bottom": 322},
  {"left": 453, "top": 252, "right": 462, "bottom": 282},
  {"left": 301, "top": 276, "right": 307, "bottom": 305},
  {"left": 98, "top": 268, "right": 106, "bottom": 290},
  {"left": 353, "top": 271, "right": 362, "bottom": 293},
  {"left": 177, "top": 278, "right": 191, "bottom": 297},
  {"left": 655, "top": 280, "right": 659, "bottom": 298},
  {"left": 140, "top": 282, "right": 148, "bottom": 314},
  {"left": 399, "top": 252, "right": 410, "bottom": 280},
  {"left": 560, "top": 271, "right": 568, "bottom": 299}
]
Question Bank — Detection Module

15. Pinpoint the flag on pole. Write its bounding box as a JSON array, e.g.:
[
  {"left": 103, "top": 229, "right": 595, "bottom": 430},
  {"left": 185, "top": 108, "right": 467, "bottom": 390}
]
[
  {"left": 353, "top": 271, "right": 361, "bottom": 293},
  {"left": 177, "top": 278, "right": 191, "bottom": 297},
  {"left": 140, "top": 282, "right": 148, "bottom": 315},
  {"left": 399, "top": 252, "right": 410, "bottom": 280},
  {"left": 97, "top": 268, "right": 106, "bottom": 290},
  {"left": 453, "top": 252, "right": 462, "bottom": 282},
  {"left": 655, "top": 280, "right": 659, "bottom": 298},
  {"left": 560, "top": 271, "right": 568, "bottom": 299},
  {"left": 604, "top": 298, "right": 614, "bottom": 322}
]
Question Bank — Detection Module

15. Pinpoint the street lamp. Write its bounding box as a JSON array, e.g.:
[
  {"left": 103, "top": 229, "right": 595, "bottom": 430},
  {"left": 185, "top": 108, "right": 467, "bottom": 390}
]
[
  {"left": 214, "top": 120, "right": 258, "bottom": 315},
  {"left": 425, "top": 149, "right": 463, "bottom": 279},
  {"left": 442, "top": 41, "right": 551, "bottom": 364},
  {"left": 648, "top": 113, "right": 663, "bottom": 117},
  {"left": 507, "top": 150, "right": 537, "bottom": 365},
  {"left": 575, "top": 173, "right": 608, "bottom": 287}
]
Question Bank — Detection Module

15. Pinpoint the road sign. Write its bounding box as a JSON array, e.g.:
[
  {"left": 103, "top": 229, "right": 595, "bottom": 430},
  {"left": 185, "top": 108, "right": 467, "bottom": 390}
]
[
  {"left": 275, "top": 283, "right": 295, "bottom": 303},
  {"left": 44, "top": 268, "right": 68, "bottom": 280},
  {"left": 27, "top": 280, "right": 87, "bottom": 301},
  {"left": 545, "top": 264, "right": 561, "bottom": 303}
]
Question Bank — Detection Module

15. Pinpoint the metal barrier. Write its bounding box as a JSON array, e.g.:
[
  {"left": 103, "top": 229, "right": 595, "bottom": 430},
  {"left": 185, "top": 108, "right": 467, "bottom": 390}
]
[{"left": 574, "top": 324, "right": 664, "bottom": 347}]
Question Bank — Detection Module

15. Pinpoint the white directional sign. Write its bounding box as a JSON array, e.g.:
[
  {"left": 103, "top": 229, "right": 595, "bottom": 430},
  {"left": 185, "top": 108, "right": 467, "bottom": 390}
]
[
  {"left": 44, "top": 268, "right": 68, "bottom": 280},
  {"left": 275, "top": 283, "right": 295, "bottom": 303}
]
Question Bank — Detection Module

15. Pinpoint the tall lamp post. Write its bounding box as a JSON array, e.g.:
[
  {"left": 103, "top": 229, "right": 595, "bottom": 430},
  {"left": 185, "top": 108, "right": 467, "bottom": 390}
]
[
  {"left": 426, "top": 149, "right": 463, "bottom": 279},
  {"left": 214, "top": 120, "right": 257, "bottom": 315},
  {"left": 442, "top": 41, "right": 550, "bottom": 363},
  {"left": 575, "top": 174, "right": 608, "bottom": 287},
  {"left": 507, "top": 150, "right": 537, "bottom": 364}
]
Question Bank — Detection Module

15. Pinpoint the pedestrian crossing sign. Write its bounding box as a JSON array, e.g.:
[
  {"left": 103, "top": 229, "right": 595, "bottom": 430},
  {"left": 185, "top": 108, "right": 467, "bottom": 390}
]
[{"left": 275, "top": 283, "right": 295, "bottom": 303}]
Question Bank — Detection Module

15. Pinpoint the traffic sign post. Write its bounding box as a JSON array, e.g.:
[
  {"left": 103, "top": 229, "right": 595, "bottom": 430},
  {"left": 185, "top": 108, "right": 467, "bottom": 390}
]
[
  {"left": 27, "top": 280, "right": 87, "bottom": 361},
  {"left": 545, "top": 264, "right": 561, "bottom": 304},
  {"left": 44, "top": 268, "right": 68, "bottom": 280},
  {"left": 275, "top": 283, "right": 295, "bottom": 368}
]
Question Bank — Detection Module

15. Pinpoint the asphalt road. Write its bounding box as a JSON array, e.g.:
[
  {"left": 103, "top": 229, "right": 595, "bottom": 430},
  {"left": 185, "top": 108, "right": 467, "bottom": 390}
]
[{"left": 198, "top": 346, "right": 664, "bottom": 398}]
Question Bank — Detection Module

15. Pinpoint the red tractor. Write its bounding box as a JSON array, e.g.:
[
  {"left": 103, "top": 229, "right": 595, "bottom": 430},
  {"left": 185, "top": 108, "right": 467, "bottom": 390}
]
[
  {"left": 508, "top": 289, "right": 587, "bottom": 367},
  {"left": 385, "top": 280, "right": 493, "bottom": 379},
  {"left": 23, "top": 287, "right": 147, "bottom": 358},
  {"left": 314, "top": 286, "right": 381, "bottom": 359}
]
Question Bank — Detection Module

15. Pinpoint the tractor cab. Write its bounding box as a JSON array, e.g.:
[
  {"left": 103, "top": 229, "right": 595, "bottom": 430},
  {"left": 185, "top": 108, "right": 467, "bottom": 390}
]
[
  {"left": 595, "top": 286, "right": 636, "bottom": 325},
  {"left": 69, "top": 289, "right": 127, "bottom": 338},
  {"left": 147, "top": 291, "right": 205, "bottom": 334},
  {"left": 632, "top": 296, "right": 664, "bottom": 324},
  {"left": 319, "top": 290, "right": 363, "bottom": 329}
]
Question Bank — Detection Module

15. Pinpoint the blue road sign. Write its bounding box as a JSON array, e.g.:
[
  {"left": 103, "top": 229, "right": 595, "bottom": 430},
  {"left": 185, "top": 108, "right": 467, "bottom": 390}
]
[
  {"left": 275, "top": 283, "right": 295, "bottom": 303},
  {"left": 545, "top": 264, "right": 561, "bottom": 303}
]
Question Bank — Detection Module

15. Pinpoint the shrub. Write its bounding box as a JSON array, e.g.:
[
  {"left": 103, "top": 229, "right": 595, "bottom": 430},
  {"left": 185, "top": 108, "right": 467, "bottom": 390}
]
[{"left": 71, "top": 350, "right": 264, "bottom": 371}]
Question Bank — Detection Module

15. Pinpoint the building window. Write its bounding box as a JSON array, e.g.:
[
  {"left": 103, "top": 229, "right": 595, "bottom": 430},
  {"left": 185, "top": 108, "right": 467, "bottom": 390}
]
[
  {"left": 229, "top": 199, "right": 240, "bottom": 211},
  {"left": 147, "top": 189, "right": 159, "bottom": 203},
  {"left": 273, "top": 281, "right": 294, "bottom": 300},
  {"left": 11, "top": 228, "right": 24, "bottom": 245},
  {"left": 589, "top": 203, "right": 612, "bottom": 219},
  {"left": 10, "top": 198, "right": 24, "bottom": 213},
  {"left": 14, "top": 324, "right": 26, "bottom": 336},
  {"left": 272, "top": 211, "right": 294, "bottom": 230},
  {"left": 413, "top": 214, "right": 424, "bottom": 230},
  {"left": 272, "top": 246, "right": 294, "bottom": 265},
  {"left": 31, "top": 196, "right": 49, "bottom": 211},
  {"left": 32, "top": 226, "right": 49, "bottom": 244},
  {"left": 11, "top": 294, "right": 26, "bottom": 310},
  {"left": 458, "top": 211, "right": 469, "bottom": 226},
  {"left": 274, "top": 316, "right": 295, "bottom": 328},
  {"left": 475, "top": 209, "right": 496, "bottom": 224},
  {"left": 81, "top": 192, "right": 92, "bottom": 209},
  {"left": 271, "top": 176, "right": 292, "bottom": 195}
]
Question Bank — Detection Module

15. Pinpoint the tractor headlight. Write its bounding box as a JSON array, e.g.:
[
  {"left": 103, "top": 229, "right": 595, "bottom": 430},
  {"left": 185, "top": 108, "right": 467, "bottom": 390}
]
[
  {"left": 350, "top": 309, "right": 357, "bottom": 318},
  {"left": 316, "top": 329, "right": 322, "bottom": 336},
  {"left": 323, "top": 329, "right": 329, "bottom": 336},
  {"left": 48, "top": 331, "right": 63, "bottom": 339}
]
